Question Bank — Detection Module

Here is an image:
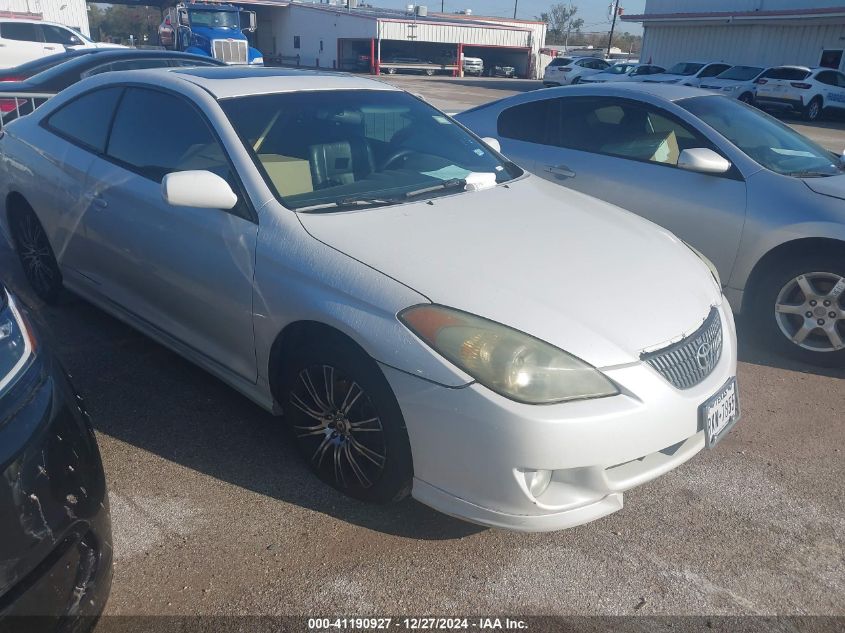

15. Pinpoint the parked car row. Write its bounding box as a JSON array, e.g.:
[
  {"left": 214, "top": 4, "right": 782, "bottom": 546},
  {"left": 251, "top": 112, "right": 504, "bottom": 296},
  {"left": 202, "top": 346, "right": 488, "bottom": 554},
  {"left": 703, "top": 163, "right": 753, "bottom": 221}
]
[
  {"left": 0, "top": 17, "right": 124, "bottom": 69},
  {"left": 545, "top": 56, "right": 845, "bottom": 122}
]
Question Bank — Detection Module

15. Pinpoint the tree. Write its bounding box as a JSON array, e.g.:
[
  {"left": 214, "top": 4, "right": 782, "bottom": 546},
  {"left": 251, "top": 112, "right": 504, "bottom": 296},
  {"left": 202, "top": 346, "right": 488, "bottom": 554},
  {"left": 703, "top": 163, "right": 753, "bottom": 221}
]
[
  {"left": 88, "top": 3, "right": 161, "bottom": 45},
  {"left": 537, "top": 3, "right": 584, "bottom": 46}
]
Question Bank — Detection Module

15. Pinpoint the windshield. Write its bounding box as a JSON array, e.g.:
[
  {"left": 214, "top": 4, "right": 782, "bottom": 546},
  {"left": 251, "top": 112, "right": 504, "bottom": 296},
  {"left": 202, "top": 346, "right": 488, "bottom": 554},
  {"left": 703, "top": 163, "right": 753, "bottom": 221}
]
[
  {"left": 717, "top": 65, "right": 763, "bottom": 81},
  {"left": 189, "top": 9, "right": 240, "bottom": 29},
  {"left": 666, "top": 62, "right": 705, "bottom": 76},
  {"left": 549, "top": 57, "right": 572, "bottom": 67},
  {"left": 679, "top": 95, "right": 842, "bottom": 177},
  {"left": 607, "top": 63, "right": 634, "bottom": 74},
  {"left": 220, "top": 90, "right": 521, "bottom": 211}
]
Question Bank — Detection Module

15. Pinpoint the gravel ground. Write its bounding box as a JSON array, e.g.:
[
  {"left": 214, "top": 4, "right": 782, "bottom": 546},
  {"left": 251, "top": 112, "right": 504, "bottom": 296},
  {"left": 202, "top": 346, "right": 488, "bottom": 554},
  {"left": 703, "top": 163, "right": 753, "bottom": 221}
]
[{"left": 1, "top": 76, "right": 843, "bottom": 621}]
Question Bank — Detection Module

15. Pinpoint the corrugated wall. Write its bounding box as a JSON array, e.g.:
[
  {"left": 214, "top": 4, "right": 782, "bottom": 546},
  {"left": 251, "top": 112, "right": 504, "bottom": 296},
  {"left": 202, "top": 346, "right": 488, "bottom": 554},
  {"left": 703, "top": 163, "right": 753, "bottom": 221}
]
[
  {"left": 642, "top": 22, "right": 845, "bottom": 68},
  {"left": 644, "top": 0, "right": 845, "bottom": 14},
  {"left": 377, "top": 21, "right": 531, "bottom": 48}
]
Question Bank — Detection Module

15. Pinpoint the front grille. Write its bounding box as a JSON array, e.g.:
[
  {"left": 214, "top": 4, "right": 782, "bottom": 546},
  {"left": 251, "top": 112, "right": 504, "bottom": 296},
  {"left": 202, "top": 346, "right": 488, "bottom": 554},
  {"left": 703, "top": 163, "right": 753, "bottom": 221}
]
[
  {"left": 641, "top": 307, "right": 723, "bottom": 390},
  {"left": 212, "top": 39, "right": 248, "bottom": 64}
]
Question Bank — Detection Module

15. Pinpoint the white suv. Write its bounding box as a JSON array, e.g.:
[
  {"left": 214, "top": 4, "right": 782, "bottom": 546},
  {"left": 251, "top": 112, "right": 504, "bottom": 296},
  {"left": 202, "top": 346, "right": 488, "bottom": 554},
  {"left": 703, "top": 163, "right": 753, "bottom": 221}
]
[
  {"left": 0, "top": 19, "right": 122, "bottom": 69},
  {"left": 754, "top": 65, "right": 845, "bottom": 122},
  {"left": 543, "top": 56, "right": 610, "bottom": 87}
]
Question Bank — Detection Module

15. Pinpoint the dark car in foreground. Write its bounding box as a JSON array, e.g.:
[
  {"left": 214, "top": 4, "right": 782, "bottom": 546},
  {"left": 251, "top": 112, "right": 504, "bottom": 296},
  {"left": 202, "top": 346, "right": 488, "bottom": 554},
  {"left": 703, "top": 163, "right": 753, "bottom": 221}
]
[
  {"left": 0, "top": 50, "right": 98, "bottom": 83},
  {"left": 0, "top": 282, "right": 112, "bottom": 629},
  {"left": 1, "top": 49, "right": 224, "bottom": 123}
]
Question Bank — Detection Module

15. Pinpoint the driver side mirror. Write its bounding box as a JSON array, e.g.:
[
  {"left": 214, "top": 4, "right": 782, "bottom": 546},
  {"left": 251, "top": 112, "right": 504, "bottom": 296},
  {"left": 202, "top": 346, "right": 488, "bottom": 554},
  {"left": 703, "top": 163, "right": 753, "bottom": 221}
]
[
  {"left": 677, "top": 148, "right": 731, "bottom": 175},
  {"left": 245, "top": 11, "right": 257, "bottom": 32},
  {"left": 482, "top": 137, "right": 501, "bottom": 153},
  {"left": 161, "top": 170, "right": 238, "bottom": 209}
]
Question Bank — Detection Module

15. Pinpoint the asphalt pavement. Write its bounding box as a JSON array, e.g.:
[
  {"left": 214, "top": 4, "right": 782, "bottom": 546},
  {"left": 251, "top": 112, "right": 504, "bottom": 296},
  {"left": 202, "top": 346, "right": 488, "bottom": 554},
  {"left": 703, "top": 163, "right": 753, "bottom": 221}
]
[{"left": 0, "top": 76, "right": 843, "bottom": 621}]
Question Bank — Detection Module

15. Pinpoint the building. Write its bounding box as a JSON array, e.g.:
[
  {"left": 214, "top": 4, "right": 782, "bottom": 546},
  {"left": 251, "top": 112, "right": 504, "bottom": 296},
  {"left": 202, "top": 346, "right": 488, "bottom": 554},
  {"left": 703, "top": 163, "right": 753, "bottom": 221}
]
[
  {"left": 0, "top": 0, "right": 90, "bottom": 35},
  {"left": 244, "top": 2, "right": 547, "bottom": 78},
  {"left": 622, "top": 0, "right": 845, "bottom": 71}
]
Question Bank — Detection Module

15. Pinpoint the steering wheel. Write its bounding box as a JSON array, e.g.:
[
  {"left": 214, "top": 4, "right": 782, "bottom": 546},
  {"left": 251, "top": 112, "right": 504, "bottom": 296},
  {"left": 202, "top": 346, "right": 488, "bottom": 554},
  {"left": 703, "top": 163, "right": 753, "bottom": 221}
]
[{"left": 381, "top": 148, "right": 416, "bottom": 171}]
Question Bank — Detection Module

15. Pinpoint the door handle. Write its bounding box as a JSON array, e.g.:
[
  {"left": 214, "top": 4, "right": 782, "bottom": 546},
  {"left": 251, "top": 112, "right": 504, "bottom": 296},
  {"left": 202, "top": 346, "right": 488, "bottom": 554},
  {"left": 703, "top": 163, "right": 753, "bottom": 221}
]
[
  {"left": 44, "top": 46, "right": 57, "bottom": 50},
  {"left": 546, "top": 164, "right": 576, "bottom": 179},
  {"left": 92, "top": 196, "right": 108, "bottom": 209}
]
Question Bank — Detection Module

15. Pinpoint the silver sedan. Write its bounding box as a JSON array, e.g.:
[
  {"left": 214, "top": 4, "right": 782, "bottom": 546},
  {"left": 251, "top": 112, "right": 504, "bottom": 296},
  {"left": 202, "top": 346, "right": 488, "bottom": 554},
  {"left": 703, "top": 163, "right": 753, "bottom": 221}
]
[{"left": 456, "top": 83, "right": 845, "bottom": 366}]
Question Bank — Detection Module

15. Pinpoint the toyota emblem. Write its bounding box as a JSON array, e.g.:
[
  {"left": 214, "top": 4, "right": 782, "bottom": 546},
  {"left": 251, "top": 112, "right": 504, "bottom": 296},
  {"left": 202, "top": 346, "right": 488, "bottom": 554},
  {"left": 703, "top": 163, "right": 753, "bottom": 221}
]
[{"left": 696, "top": 342, "right": 713, "bottom": 369}]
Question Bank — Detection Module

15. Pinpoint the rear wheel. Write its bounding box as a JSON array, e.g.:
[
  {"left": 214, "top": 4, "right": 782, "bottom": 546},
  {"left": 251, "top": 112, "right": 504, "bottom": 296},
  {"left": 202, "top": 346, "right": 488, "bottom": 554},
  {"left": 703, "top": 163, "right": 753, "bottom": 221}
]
[
  {"left": 281, "top": 335, "right": 413, "bottom": 503},
  {"left": 738, "top": 92, "right": 754, "bottom": 105},
  {"left": 804, "top": 96, "right": 823, "bottom": 122},
  {"left": 9, "top": 204, "right": 63, "bottom": 304},
  {"left": 571, "top": 76, "right": 581, "bottom": 85},
  {"left": 749, "top": 253, "right": 845, "bottom": 367}
]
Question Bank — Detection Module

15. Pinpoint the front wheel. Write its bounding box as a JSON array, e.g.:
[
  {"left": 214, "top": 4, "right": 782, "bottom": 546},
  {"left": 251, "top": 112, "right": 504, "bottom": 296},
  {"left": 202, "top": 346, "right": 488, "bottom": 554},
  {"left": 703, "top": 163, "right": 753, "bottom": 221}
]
[
  {"left": 9, "top": 204, "right": 63, "bottom": 304},
  {"left": 281, "top": 336, "right": 414, "bottom": 502},
  {"left": 738, "top": 92, "right": 754, "bottom": 105},
  {"left": 749, "top": 254, "right": 845, "bottom": 367},
  {"left": 571, "top": 76, "right": 581, "bottom": 85}
]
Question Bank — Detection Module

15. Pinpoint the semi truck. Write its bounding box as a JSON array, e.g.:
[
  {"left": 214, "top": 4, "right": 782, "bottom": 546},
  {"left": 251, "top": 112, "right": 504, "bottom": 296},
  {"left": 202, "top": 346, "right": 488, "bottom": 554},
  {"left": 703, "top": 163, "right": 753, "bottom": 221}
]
[{"left": 158, "top": 1, "right": 263, "bottom": 66}]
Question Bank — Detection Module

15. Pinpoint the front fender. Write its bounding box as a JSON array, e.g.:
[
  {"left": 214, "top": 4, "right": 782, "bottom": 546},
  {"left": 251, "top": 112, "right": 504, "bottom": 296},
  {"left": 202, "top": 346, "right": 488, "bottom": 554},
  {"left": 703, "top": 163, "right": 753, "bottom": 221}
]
[{"left": 248, "top": 47, "right": 263, "bottom": 64}]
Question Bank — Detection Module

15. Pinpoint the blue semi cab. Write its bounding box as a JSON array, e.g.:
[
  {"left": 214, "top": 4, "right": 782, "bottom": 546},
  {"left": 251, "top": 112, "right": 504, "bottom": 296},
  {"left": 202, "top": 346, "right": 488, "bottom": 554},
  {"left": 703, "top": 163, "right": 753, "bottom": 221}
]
[{"left": 159, "top": 1, "right": 263, "bottom": 66}]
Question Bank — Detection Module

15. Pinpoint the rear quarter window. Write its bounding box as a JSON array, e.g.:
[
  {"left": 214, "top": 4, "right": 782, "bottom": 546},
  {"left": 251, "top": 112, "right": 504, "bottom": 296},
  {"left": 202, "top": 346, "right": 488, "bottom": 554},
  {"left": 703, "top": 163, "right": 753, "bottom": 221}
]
[
  {"left": 0, "top": 22, "right": 39, "bottom": 42},
  {"left": 764, "top": 68, "right": 811, "bottom": 81},
  {"left": 45, "top": 87, "right": 124, "bottom": 153}
]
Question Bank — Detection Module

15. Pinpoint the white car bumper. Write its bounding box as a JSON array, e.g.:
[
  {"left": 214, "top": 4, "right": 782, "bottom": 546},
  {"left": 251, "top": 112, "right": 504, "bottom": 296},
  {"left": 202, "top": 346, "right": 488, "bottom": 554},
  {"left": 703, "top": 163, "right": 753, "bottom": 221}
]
[{"left": 384, "top": 304, "right": 738, "bottom": 532}]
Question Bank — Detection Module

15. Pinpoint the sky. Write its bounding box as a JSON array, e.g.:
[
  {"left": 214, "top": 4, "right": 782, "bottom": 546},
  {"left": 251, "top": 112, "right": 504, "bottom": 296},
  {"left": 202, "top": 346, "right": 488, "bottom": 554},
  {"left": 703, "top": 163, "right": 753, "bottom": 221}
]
[{"left": 368, "top": 0, "right": 645, "bottom": 34}]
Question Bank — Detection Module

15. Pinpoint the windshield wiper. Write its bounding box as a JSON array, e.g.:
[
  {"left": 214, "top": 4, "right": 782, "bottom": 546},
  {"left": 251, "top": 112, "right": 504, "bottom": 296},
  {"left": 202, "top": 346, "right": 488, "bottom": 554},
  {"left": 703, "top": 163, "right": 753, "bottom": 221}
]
[
  {"left": 296, "top": 197, "right": 397, "bottom": 213},
  {"left": 792, "top": 170, "right": 839, "bottom": 178},
  {"left": 403, "top": 178, "right": 467, "bottom": 199}
]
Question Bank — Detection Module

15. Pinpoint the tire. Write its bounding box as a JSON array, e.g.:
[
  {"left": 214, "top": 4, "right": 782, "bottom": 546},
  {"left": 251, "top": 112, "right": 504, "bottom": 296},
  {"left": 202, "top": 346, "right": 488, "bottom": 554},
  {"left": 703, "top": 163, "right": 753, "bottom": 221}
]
[
  {"left": 386, "top": 67, "right": 397, "bottom": 75},
  {"left": 804, "top": 96, "right": 823, "bottom": 122},
  {"left": 748, "top": 252, "right": 845, "bottom": 367},
  {"left": 9, "top": 203, "right": 63, "bottom": 304},
  {"left": 571, "top": 76, "right": 581, "bottom": 85},
  {"left": 424, "top": 69, "right": 434, "bottom": 76},
  {"left": 738, "top": 92, "right": 754, "bottom": 105},
  {"left": 281, "top": 335, "right": 414, "bottom": 503}
]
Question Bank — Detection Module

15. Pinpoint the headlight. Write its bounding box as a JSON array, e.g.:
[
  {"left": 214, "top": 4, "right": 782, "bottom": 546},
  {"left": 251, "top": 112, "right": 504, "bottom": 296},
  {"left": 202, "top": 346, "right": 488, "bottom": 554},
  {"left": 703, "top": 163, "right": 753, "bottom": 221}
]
[
  {"left": 399, "top": 305, "right": 619, "bottom": 405},
  {"left": 251, "top": 57, "right": 264, "bottom": 65},
  {"left": 0, "top": 290, "right": 36, "bottom": 396},
  {"left": 684, "top": 242, "right": 721, "bottom": 289}
]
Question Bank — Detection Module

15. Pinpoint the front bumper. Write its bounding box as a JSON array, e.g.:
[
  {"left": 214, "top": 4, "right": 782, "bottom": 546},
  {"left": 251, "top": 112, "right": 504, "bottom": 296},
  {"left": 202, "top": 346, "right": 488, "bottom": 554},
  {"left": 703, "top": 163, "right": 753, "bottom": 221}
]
[
  {"left": 0, "top": 350, "right": 112, "bottom": 627},
  {"left": 386, "top": 305, "right": 738, "bottom": 532}
]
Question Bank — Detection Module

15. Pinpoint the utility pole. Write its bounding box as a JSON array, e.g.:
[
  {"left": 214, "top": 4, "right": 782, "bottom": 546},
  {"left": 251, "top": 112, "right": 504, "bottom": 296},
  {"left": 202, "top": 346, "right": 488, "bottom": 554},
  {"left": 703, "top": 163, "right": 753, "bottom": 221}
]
[
  {"left": 564, "top": 0, "right": 573, "bottom": 52},
  {"left": 513, "top": 0, "right": 518, "bottom": 19},
  {"left": 606, "top": 0, "right": 620, "bottom": 58},
  {"left": 441, "top": 0, "right": 444, "bottom": 12}
]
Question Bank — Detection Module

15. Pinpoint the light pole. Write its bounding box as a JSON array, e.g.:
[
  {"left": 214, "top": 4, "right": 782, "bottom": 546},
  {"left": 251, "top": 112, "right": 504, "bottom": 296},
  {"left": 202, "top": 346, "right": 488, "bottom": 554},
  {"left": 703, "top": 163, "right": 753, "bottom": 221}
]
[
  {"left": 513, "top": 0, "right": 518, "bottom": 19},
  {"left": 606, "top": 0, "right": 620, "bottom": 58}
]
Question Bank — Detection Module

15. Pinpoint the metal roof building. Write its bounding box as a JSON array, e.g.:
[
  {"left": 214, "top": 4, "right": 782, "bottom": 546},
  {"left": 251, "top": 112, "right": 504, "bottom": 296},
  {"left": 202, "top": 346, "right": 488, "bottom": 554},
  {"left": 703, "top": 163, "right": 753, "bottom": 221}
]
[
  {"left": 622, "top": 0, "right": 845, "bottom": 71},
  {"left": 1, "top": 0, "right": 90, "bottom": 35},
  {"left": 243, "top": 2, "right": 547, "bottom": 78}
]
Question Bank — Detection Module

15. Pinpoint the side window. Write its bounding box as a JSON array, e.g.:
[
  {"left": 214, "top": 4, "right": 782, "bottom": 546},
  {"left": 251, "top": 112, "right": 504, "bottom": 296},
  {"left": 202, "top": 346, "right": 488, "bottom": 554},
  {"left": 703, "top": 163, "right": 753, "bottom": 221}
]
[
  {"left": 816, "top": 71, "right": 836, "bottom": 86},
  {"left": 497, "top": 99, "right": 555, "bottom": 145},
  {"left": 558, "top": 98, "right": 713, "bottom": 167},
  {"left": 45, "top": 87, "right": 123, "bottom": 153},
  {"left": 0, "top": 22, "right": 40, "bottom": 42},
  {"left": 102, "top": 58, "right": 172, "bottom": 72},
  {"left": 700, "top": 64, "right": 728, "bottom": 78},
  {"left": 837, "top": 73, "right": 845, "bottom": 88},
  {"left": 107, "top": 88, "right": 231, "bottom": 184},
  {"left": 41, "top": 25, "right": 79, "bottom": 45}
]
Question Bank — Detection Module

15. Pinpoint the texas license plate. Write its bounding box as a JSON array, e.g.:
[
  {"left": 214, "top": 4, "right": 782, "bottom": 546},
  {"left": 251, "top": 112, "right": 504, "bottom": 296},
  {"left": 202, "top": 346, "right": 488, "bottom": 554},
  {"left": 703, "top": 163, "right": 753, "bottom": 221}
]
[{"left": 700, "top": 377, "right": 739, "bottom": 448}]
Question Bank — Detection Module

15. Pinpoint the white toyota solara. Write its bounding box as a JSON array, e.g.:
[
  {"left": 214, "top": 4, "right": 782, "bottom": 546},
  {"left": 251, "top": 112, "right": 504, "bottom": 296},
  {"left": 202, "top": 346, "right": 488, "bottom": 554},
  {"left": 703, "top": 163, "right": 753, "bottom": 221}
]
[{"left": 0, "top": 67, "right": 739, "bottom": 531}]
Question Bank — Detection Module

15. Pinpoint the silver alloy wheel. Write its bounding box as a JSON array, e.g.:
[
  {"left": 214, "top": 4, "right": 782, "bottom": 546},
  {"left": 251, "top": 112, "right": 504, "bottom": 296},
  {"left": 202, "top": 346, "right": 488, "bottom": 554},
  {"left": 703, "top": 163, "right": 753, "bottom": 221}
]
[
  {"left": 289, "top": 364, "right": 387, "bottom": 489},
  {"left": 774, "top": 272, "right": 845, "bottom": 352},
  {"left": 16, "top": 212, "right": 56, "bottom": 296},
  {"left": 807, "top": 99, "right": 821, "bottom": 121}
]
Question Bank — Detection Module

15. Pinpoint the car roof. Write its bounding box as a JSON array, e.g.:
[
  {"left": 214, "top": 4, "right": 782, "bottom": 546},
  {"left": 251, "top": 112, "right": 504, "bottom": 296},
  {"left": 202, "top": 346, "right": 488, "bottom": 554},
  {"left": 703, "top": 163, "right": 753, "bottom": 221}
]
[
  {"left": 0, "top": 18, "right": 76, "bottom": 27},
  {"left": 91, "top": 66, "right": 400, "bottom": 99}
]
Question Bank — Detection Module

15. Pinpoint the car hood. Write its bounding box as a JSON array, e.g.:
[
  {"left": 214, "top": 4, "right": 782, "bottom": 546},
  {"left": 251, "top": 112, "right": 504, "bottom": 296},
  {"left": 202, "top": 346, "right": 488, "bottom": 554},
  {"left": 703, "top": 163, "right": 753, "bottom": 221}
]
[
  {"left": 803, "top": 174, "right": 845, "bottom": 201},
  {"left": 92, "top": 42, "right": 126, "bottom": 49},
  {"left": 647, "top": 74, "right": 688, "bottom": 82},
  {"left": 297, "top": 176, "right": 721, "bottom": 369}
]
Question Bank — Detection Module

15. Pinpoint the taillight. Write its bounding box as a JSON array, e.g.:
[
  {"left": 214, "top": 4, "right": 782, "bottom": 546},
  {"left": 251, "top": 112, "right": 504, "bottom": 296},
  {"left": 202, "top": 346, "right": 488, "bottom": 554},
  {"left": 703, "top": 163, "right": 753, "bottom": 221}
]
[
  {"left": 754, "top": 78, "right": 767, "bottom": 84},
  {"left": 0, "top": 99, "right": 22, "bottom": 113},
  {"left": 0, "top": 76, "right": 23, "bottom": 82},
  {"left": 791, "top": 82, "right": 812, "bottom": 89}
]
